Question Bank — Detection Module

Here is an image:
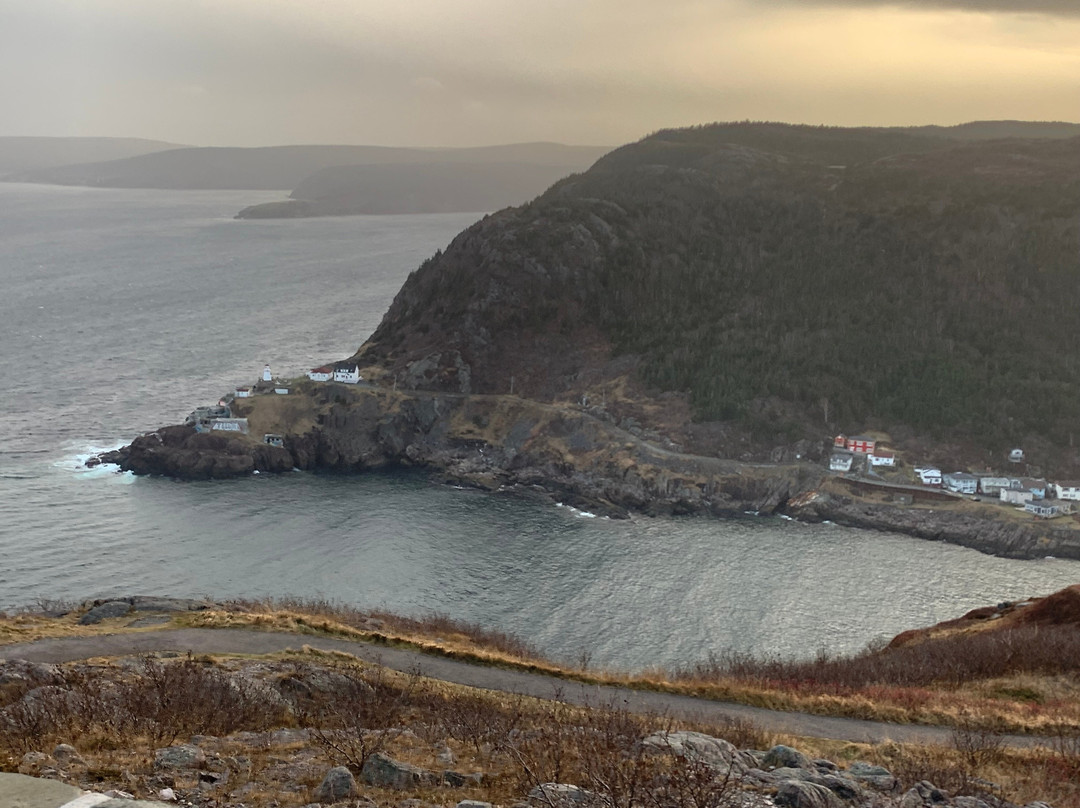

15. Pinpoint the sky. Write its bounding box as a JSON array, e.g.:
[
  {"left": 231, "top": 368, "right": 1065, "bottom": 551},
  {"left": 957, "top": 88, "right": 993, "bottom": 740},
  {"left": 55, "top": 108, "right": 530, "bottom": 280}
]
[{"left": 1, "top": 0, "right": 1078, "bottom": 148}]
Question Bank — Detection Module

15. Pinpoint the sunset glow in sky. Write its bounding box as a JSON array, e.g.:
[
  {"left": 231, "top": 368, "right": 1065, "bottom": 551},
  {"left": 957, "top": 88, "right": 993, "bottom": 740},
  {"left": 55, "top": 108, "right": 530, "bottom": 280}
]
[{"left": 2, "top": 0, "right": 1078, "bottom": 146}]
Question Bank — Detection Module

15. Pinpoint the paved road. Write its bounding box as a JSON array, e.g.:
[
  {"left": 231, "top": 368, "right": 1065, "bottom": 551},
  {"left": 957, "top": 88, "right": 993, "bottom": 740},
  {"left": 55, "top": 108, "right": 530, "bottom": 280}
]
[{"left": 0, "top": 628, "right": 1049, "bottom": 750}]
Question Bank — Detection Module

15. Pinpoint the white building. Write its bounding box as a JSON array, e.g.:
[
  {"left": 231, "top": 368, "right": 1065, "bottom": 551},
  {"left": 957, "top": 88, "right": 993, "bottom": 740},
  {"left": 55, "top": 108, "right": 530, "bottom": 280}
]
[
  {"left": 262, "top": 364, "right": 272, "bottom": 382},
  {"left": 1026, "top": 500, "right": 1060, "bottom": 518},
  {"left": 868, "top": 450, "right": 895, "bottom": 467},
  {"left": 915, "top": 467, "right": 942, "bottom": 486},
  {"left": 333, "top": 364, "right": 362, "bottom": 384},
  {"left": 234, "top": 387, "right": 250, "bottom": 399},
  {"left": 307, "top": 366, "right": 333, "bottom": 382},
  {"left": 210, "top": 418, "right": 249, "bottom": 434},
  {"left": 1001, "top": 488, "right": 1035, "bottom": 506},
  {"left": 943, "top": 472, "right": 979, "bottom": 494},
  {"left": 979, "top": 477, "right": 1012, "bottom": 496},
  {"left": 829, "top": 452, "right": 853, "bottom": 472},
  {"left": 1053, "top": 481, "right": 1080, "bottom": 501},
  {"left": 1010, "top": 448, "right": 1024, "bottom": 463},
  {"left": 274, "top": 387, "right": 290, "bottom": 395}
]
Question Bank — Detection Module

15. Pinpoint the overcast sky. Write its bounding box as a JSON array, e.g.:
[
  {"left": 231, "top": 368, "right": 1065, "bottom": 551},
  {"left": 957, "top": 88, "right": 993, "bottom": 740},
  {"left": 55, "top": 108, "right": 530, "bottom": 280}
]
[{"left": 1, "top": 0, "right": 1078, "bottom": 147}]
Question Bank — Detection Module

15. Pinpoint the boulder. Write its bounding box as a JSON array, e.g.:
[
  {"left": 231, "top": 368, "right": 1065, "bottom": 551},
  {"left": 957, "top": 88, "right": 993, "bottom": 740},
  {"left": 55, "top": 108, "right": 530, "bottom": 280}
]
[
  {"left": 848, "top": 761, "right": 897, "bottom": 791},
  {"left": 457, "top": 802, "right": 494, "bottom": 808},
  {"left": 52, "top": 743, "right": 87, "bottom": 768},
  {"left": 154, "top": 744, "right": 206, "bottom": 770},
  {"left": 528, "top": 783, "right": 597, "bottom": 807},
  {"left": 762, "top": 744, "right": 814, "bottom": 772},
  {"left": 78, "top": 599, "right": 132, "bottom": 624},
  {"left": 774, "top": 780, "right": 846, "bottom": 808},
  {"left": 314, "top": 765, "right": 357, "bottom": 802},
  {"left": 899, "top": 781, "right": 948, "bottom": 808},
  {"left": 361, "top": 752, "right": 437, "bottom": 789},
  {"left": 639, "top": 730, "right": 748, "bottom": 773},
  {"left": 443, "top": 770, "right": 484, "bottom": 787}
]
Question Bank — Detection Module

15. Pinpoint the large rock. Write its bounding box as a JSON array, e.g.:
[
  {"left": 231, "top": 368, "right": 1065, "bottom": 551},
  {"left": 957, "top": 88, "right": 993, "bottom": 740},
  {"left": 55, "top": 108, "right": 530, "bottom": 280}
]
[
  {"left": 848, "top": 761, "right": 897, "bottom": 791},
  {"left": 774, "top": 780, "right": 846, "bottom": 808},
  {"left": 527, "top": 783, "right": 597, "bottom": 808},
  {"left": 314, "top": 765, "right": 357, "bottom": 802},
  {"left": 762, "top": 744, "right": 814, "bottom": 772},
  {"left": 361, "top": 752, "right": 437, "bottom": 789},
  {"left": 639, "top": 730, "right": 749, "bottom": 773},
  {"left": 79, "top": 600, "right": 132, "bottom": 624},
  {"left": 154, "top": 744, "right": 206, "bottom": 770}
]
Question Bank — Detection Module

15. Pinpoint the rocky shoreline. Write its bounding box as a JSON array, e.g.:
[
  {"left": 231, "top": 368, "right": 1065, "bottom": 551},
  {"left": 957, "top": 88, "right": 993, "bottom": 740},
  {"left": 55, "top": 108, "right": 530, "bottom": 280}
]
[{"left": 90, "top": 385, "right": 1080, "bottom": 562}]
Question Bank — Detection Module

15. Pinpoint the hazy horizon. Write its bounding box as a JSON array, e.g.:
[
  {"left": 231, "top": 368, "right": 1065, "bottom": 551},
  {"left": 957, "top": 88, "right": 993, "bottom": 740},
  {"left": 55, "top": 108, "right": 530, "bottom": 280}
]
[{"left": 3, "top": 1, "right": 1080, "bottom": 148}]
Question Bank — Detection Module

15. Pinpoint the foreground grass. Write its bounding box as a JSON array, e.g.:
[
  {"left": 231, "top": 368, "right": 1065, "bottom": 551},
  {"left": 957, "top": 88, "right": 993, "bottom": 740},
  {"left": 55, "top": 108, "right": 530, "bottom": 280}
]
[
  {"left": 2, "top": 648, "right": 1078, "bottom": 808},
  {"left": 3, "top": 595, "right": 1078, "bottom": 736}
]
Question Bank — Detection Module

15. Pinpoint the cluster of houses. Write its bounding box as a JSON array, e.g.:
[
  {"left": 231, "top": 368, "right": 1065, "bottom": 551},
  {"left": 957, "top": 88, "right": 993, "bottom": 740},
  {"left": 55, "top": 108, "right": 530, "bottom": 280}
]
[
  {"left": 185, "top": 360, "right": 359, "bottom": 441},
  {"left": 829, "top": 434, "right": 895, "bottom": 472},
  {"left": 306, "top": 363, "right": 361, "bottom": 384},
  {"left": 829, "top": 434, "right": 1080, "bottom": 519}
]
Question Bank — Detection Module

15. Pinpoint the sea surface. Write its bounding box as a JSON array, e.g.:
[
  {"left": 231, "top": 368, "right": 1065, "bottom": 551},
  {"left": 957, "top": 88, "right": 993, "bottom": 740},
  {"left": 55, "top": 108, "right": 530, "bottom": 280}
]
[{"left": 1, "top": 182, "right": 1078, "bottom": 671}]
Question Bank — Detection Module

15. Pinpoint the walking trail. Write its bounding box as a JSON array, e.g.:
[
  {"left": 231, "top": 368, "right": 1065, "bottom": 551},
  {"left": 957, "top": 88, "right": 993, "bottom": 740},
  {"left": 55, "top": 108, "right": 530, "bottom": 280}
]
[{"left": 0, "top": 627, "right": 1048, "bottom": 750}]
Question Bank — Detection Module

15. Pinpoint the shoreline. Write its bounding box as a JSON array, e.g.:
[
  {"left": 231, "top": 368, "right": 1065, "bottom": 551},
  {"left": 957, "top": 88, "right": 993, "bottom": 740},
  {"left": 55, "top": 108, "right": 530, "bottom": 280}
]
[{"left": 89, "top": 384, "right": 1080, "bottom": 562}]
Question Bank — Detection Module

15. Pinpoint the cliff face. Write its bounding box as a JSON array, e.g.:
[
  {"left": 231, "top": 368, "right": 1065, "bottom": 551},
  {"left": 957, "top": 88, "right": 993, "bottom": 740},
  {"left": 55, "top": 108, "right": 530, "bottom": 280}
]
[{"left": 100, "top": 385, "right": 1080, "bottom": 560}]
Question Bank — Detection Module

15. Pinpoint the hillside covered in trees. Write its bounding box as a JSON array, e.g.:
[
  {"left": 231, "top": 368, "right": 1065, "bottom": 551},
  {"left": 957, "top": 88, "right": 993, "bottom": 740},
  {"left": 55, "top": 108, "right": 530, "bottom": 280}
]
[{"left": 360, "top": 122, "right": 1080, "bottom": 471}]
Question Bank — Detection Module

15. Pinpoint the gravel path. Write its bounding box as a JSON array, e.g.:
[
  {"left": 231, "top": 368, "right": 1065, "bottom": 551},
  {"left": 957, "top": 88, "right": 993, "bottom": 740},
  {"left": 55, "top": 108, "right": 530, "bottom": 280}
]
[{"left": 0, "top": 627, "right": 1048, "bottom": 749}]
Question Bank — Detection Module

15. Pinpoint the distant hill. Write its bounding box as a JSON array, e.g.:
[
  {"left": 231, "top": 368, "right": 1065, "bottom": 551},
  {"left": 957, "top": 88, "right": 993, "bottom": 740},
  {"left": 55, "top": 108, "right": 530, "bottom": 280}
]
[
  {"left": 360, "top": 121, "right": 1080, "bottom": 473},
  {"left": 236, "top": 160, "right": 606, "bottom": 218},
  {"left": 0, "top": 136, "right": 182, "bottom": 175},
  {"left": 902, "top": 120, "right": 1080, "bottom": 141},
  {"left": 5, "top": 142, "right": 611, "bottom": 193}
]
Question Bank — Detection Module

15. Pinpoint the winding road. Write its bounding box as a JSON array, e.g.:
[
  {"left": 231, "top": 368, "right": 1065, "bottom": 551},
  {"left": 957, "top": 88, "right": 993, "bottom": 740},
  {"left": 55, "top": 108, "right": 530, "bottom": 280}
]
[{"left": 0, "top": 627, "right": 1050, "bottom": 750}]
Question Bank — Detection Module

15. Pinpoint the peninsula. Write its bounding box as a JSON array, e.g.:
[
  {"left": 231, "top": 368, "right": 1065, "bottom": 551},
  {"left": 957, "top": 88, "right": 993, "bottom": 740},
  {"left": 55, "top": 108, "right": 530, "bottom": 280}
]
[{"left": 92, "top": 121, "right": 1080, "bottom": 560}]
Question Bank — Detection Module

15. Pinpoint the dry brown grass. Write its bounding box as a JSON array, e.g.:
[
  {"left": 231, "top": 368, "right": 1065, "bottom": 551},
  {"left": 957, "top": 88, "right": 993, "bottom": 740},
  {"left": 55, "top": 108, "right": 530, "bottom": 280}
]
[{"left": 3, "top": 650, "right": 1079, "bottom": 808}]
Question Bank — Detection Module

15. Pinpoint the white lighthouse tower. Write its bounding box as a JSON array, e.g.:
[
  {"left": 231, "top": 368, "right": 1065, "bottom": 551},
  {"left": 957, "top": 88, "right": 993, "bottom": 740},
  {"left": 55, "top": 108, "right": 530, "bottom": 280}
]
[{"left": 262, "top": 364, "right": 272, "bottom": 382}]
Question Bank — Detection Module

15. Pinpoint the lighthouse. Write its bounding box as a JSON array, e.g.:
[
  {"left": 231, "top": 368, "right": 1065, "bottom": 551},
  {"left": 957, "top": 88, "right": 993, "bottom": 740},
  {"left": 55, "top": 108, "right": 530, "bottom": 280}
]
[{"left": 262, "top": 364, "right": 272, "bottom": 382}]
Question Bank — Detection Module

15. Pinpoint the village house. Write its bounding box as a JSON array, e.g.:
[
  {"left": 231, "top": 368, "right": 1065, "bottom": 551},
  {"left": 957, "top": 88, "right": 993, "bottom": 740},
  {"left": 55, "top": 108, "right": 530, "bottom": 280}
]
[
  {"left": 263, "top": 433, "right": 284, "bottom": 447},
  {"left": 943, "top": 472, "right": 979, "bottom": 494},
  {"left": 234, "top": 387, "right": 250, "bottom": 399},
  {"left": 274, "top": 386, "right": 290, "bottom": 395},
  {"left": 846, "top": 435, "right": 877, "bottom": 454},
  {"left": 1010, "top": 448, "right": 1024, "bottom": 463},
  {"left": 833, "top": 434, "right": 847, "bottom": 449},
  {"left": 829, "top": 451, "right": 854, "bottom": 472},
  {"left": 868, "top": 449, "right": 895, "bottom": 467},
  {"left": 307, "top": 366, "right": 333, "bottom": 382},
  {"left": 1001, "top": 488, "right": 1035, "bottom": 506},
  {"left": 333, "top": 363, "right": 362, "bottom": 384},
  {"left": 978, "top": 476, "right": 1012, "bottom": 496},
  {"left": 915, "top": 467, "right": 942, "bottom": 486},
  {"left": 1025, "top": 500, "right": 1060, "bottom": 519},
  {"left": 1014, "top": 477, "right": 1048, "bottom": 499},
  {"left": 1053, "top": 481, "right": 1080, "bottom": 501}
]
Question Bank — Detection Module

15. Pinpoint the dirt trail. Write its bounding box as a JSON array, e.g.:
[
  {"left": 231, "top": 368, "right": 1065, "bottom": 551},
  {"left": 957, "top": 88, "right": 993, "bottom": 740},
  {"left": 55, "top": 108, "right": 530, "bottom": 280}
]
[{"left": 0, "top": 627, "right": 1048, "bottom": 749}]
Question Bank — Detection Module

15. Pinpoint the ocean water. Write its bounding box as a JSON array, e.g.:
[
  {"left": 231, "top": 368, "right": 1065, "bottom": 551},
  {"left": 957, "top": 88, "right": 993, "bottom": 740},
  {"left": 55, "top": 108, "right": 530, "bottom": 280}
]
[{"left": 1, "top": 182, "right": 1077, "bottom": 671}]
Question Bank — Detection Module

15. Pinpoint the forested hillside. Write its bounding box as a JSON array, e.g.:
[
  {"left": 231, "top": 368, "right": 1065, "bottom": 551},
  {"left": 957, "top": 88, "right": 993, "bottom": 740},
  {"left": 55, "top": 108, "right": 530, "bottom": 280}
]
[{"left": 363, "top": 123, "right": 1080, "bottom": 467}]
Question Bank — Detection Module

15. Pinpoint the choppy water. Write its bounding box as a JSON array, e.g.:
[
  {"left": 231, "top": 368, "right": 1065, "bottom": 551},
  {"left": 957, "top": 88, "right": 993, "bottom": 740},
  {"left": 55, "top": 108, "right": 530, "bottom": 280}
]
[{"left": 1, "top": 182, "right": 1077, "bottom": 671}]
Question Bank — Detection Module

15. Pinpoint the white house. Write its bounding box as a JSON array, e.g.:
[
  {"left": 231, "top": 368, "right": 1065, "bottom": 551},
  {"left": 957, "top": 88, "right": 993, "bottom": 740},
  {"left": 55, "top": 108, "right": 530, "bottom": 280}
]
[
  {"left": 1001, "top": 488, "right": 1035, "bottom": 505},
  {"left": 1025, "top": 500, "right": 1060, "bottom": 518},
  {"left": 274, "top": 387, "right": 290, "bottom": 395},
  {"left": 830, "top": 452, "right": 853, "bottom": 472},
  {"left": 979, "top": 477, "right": 1012, "bottom": 496},
  {"left": 234, "top": 387, "right": 250, "bottom": 399},
  {"left": 915, "top": 467, "right": 942, "bottom": 486},
  {"left": 943, "top": 472, "right": 979, "bottom": 494},
  {"left": 333, "top": 364, "right": 362, "bottom": 384},
  {"left": 869, "top": 449, "right": 895, "bottom": 467},
  {"left": 210, "top": 418, "right": 249, "bottom": 434},
  {"left": 1053, "top": 481, "right": 1080, "bottom": 501},
  {"left": 307, "top": 366, "right": 333, "bottom": 382},
  {"left": 1009, "top": 448, "right": 1024, "bottom": 463}
]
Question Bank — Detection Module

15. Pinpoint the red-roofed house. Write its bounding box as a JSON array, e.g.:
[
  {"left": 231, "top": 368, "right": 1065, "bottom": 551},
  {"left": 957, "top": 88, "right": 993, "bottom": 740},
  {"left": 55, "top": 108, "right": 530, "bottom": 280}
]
[{"left": 307, "top": 366, "right": 334, "bottom": 382}]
